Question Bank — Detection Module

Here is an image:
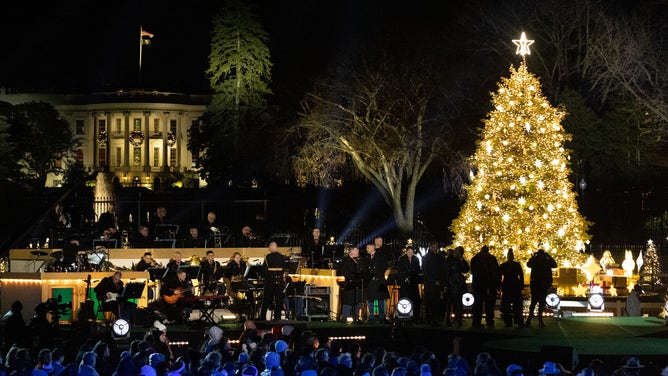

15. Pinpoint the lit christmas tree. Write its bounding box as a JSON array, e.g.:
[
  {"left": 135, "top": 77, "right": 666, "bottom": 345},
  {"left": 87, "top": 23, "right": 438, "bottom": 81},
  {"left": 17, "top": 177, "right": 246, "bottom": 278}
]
[
  {"left": 640, "top": 239, "right": 662, "bottom": 286},
  {"left": 450, "top": 33, "right": 591, "bottom": 266}
]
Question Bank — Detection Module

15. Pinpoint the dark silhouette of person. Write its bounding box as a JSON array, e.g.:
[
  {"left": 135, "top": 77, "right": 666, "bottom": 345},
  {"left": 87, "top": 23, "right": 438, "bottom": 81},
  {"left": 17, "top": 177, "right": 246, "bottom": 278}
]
[
  {"left": 0, "top": 300, "right": 27, "bottom": 352},
  {"left": 470, "top": 245, "right": 500, "bottom": 328},
  {"left": 499, "top": 248, "right": 524, "bottom": 327},
  {"left": 526, "top": 248, "right": 557, "bottom": 326},
  {"left": 444, "top": 246, "right": 469, "bottom": 327},
  {"left": 396, "top": 246, "right": 422, "bottom": 322},
  {"left": 422, "top": 241, "right": 445, "bottom": 326}
]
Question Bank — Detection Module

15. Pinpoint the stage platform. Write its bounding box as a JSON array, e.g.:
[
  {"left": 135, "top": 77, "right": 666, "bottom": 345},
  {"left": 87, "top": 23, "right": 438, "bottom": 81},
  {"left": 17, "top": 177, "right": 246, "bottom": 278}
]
[{"left": 79, "top": 315, "right": 667, "bottom": 373}]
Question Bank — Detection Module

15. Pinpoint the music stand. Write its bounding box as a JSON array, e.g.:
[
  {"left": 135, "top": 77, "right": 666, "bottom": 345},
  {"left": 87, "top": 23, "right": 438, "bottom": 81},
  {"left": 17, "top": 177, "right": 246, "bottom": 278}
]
[
  {"left": 243, "top": 265, "right": 263, "bottom": 280},
  {"left": 147, "top": 267, "right": 168, "bottom": 282},
  {"left": 153, "top": 239, "right": 176, "bottom": 248},
  {"left": 155, "top": 224, "right": 179, "bottom": 239},
  {"left": 121, "top": 282, "right": 146, "bottom": 300}
]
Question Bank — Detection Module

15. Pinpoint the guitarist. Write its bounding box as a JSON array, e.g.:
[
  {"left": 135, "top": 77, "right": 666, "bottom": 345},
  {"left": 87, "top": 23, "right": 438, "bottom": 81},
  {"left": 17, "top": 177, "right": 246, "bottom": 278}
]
[
  {"left": 94, "top": 271, "right": 136, "bottom": 322},
  {"left": 160, "top": 268, "right": 194, "bottom": 324}
]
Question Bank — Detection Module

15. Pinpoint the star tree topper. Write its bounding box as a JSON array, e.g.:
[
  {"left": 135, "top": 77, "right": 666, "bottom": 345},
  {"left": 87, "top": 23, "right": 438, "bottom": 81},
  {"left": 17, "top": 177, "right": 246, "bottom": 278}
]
[{"left": 512, "top": 32, "right": 534, "bottom": 56}]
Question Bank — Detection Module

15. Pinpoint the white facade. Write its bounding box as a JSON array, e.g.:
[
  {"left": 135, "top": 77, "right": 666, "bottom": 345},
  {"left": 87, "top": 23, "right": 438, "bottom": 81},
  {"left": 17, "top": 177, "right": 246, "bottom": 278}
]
[{"left": 0, "top": 89, "right": 209, "bottom": 188}]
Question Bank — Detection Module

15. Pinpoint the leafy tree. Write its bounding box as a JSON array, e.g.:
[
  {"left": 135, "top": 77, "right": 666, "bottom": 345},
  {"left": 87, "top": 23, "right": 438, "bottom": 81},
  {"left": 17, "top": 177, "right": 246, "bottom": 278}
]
[
  {"left": 293, "top": 54, "right": 465, "bottom": 236},
  {"left": 7, "top": 101, "right": 79, "bottom": 188},
  {"left": 190, "top": 0, "right": 273, "bottom": 185},
  {"left": 0, "top": 110, "right": 15, "bottom": 181}
]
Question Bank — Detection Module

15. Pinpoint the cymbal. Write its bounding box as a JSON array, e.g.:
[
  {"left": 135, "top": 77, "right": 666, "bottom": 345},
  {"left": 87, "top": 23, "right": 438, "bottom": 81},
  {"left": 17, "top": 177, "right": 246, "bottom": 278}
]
[{"left": 30, "top": 250, "right": 48, "bottom": 256}]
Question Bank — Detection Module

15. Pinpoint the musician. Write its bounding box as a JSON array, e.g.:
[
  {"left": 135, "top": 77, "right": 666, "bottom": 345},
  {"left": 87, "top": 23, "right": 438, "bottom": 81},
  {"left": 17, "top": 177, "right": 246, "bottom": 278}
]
[
  {"left": 166, "top": 251, "right": 188, "bottom": 271},
  {"left": 365, "top": 243, "right": 390, "bottom": 322},
  {"left": 131, "top": 225, "right": 154, "bottom": 248},
  {"left": 136, "top": 252, "right": 157, "bottom": 272},
  {"left": 97, "top": 204, "right": 118, "bottom": 235},
  {"left": 93, "top": 271, "right": 136, "bottom": 322},
  {"left": 305, "top": 228, "right": 325, "bottom": 268},
  {"left": 236, "top": 226, "right": 261, "bottom": 247},
  {"left": 200, "top": 211, "right": 230, "bottom": 247},
  {"left": 338, "top": 247, "right": 367, "bottom": 322},
  {"left": 226, "top": 252, "right": 247, "bottom": 281},
  {"left": 396, "top": 245, "right": 422, "bottom": 321},
  {"left": 160, "top": 268, "right": 194, "bottom": 324},
  {"left": 182, "top": 225, "right": 205, "bottom": 248},
  {"left": 261, "top": 241, "right": 287, "bottom": 320},
  {"left": 200, "top": 250, "right": 224, "bottom": 295}
]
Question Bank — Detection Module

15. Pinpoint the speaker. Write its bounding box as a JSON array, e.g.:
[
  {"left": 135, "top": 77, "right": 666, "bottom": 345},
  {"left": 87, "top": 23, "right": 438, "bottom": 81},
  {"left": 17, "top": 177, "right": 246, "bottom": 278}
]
[
  {"left": 305, "top": 285, "right": 330, "bottom": 320},
  {"left": 540, "top": 345, "right": 578, "bottom": 370}
]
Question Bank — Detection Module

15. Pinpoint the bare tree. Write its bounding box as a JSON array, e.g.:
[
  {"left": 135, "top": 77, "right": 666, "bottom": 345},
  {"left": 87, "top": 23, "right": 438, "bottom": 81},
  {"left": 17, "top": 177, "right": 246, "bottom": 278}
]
[{"left": 292, "top": 58, "right": 462, "bottom": 235}]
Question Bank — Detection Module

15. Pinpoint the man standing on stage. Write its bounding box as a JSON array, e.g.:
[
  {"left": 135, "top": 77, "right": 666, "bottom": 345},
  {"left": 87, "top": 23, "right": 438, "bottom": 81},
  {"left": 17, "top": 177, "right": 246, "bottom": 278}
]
[
  {"left": 261, "top": 241, "right": 287, "bottom": 320},
  {"left": 499, "top": 248, "right": 524, "bottom": 327},
  {"left": 526, "top": 248, "right": 557, "bottom": 327},
  {"left": 422, "top": 241, "right": 445, "bottom": 326},
  {"left": 365, "top": 243, "right": 389, "bottom": 323},
  {"left": 94, "top": 271, "right": 136, "bottom": 322},
  {"left": 305, "top": 228, "right": 325, "bottom": 268},
  {"left": 470, "top": 245, "right": 500, "bottom": 328}
]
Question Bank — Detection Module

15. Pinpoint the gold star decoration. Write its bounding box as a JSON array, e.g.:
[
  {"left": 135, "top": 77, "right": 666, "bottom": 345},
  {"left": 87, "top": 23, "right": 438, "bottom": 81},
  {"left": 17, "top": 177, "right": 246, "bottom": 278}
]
[
  {"left": 581, "top": 255, "right": 602, "bottom": 281},
  {"left": 572, "top": 284, "right": 589, "bottom": 297},
  {"left": 512, "top": 32, "right": 535, "bottom": 56}
]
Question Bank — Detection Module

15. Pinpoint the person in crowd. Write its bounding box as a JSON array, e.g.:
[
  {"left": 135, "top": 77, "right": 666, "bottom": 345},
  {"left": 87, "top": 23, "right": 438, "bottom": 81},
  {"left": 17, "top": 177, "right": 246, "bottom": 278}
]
[
  {"left": 526, "top": 248, "right": 557, "bottom": 327},
  {"left": 131, "top": 225, "right": 154, "bottom": 248},
  {"left": 443, "top": 246, "right": 469, "bottom": 327},
  {"left": 183, "top": 225, "right": 206, "bottom": 248},
  {"left": 339, "top": 247, "right": 367, "bottom": 323},
  {"left": 261, "top": 241, "right": 287, "bottom": 320},
  {"left": 499, "top": 248, "right": 524, "bottom": 327},
  {"left": 135, "top": 252, "right": 157, "bottom": 272},
  {"left": 78, "top": 351, "right": 99, "bottom": 376},
  {"left": 365, "top": 243, "right": 390, "bottom": 323},
  {"left": 470, "top": 245, "right": 500, "bottom": 328},
  {"left": 97, "top": 203, "right": 118, "bottom": 235},
  {"left": 422, "top": 241, "right": 445, "bottom": 326},
  {"left": 200, "top": 250, "right": 225, "bottom": 295},
  {"left": 396, "top": 246, "right": 421, "bottom": 322},
  {"left": 93, "top": 271, "right": 137, "bottom": 322},
  {"left": 625, "top": 284, "right": 643, "bottom": 317},
  {"left": 305, "top": 228, "right": 325, "bottom": 268},
  {"left": 0, "top": 300, "right": 26, "bottom": 352},
  {"left": 160, "top": 268, "right": 194, "bottom": 324}
]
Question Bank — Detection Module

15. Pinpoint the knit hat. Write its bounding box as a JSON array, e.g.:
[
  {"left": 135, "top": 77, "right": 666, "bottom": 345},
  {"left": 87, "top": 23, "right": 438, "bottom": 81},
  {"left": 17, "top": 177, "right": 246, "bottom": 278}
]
[
  {"left": 420, "top": 364, "right": 432, "bottom": 376},
  {"left": 238, "top": 352, "right": 250, "bottom": 364},
  {"left": 506, "top": 364, "right": 523, "bottom": 376},
  {"left": 264, "top": 352, "right": 281, "bottom": 369},
  {"left": 300, "top": 371, "right": 318, "bottom": 376},
  {"left": 149, "top": 352, "right": 166, "bottom": 367},
  {"left": 242, "top": 364, "right": 259, "bottom": 376},
  {"left": 274, "top": 339, "right": 288, "bottom": 353},
  {"left": 538, "top": 362, "right": 561, "bottom": 375},
  {"left": 140, "top": 364, "right": 158, "bottom": 376}
]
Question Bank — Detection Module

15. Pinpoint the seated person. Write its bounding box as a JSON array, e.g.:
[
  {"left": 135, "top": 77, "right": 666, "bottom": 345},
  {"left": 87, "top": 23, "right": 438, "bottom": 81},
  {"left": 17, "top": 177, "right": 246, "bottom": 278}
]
[
  {"left": 200, "top": 250, "right": 225, "bottom": 295},
  {"left": 93, "top": 271, "right": 136, "bottom": 322},
  {"left": 136, "top": 252, "right": 157, "bottom": 271},
  {"left": 225, "top": 252, "right": 247, "bottom": 282},
  {"left": 131, "top": 225, "right": 154, "bottom": 248},
  {"left": 182, "top": 226, "right": 205, "bottom": 248},
  {"left": 236, "top": 226, "right": 262, "bottom": 247},
  {"left": 160, "top": 268, "right": 194, "bottom": 324},
  {"left": 166, "top": 251, "right": 188, "bottom": 271}
]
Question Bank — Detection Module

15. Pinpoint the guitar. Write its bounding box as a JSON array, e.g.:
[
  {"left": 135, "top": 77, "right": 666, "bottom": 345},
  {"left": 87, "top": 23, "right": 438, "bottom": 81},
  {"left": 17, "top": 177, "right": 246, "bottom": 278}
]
[
  {"left": 162, "top": 286, "right": 193, "bottom": 304},
  {"left": 78, "top": 274, "right": 95, "bottom": 322},
  {"left": 105, "top": 292, "right": 121, "bottom": 302}
]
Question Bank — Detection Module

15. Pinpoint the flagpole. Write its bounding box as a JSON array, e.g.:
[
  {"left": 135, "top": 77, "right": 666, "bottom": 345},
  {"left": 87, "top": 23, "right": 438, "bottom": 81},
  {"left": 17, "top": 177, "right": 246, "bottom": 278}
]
[{"left": 139, "top": 25, "right": 144, "bottom": 85}]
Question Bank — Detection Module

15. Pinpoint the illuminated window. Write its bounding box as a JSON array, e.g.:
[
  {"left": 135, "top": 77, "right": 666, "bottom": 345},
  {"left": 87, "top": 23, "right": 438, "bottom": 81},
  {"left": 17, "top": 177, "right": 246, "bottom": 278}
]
[
  {"left": 170, "top": 119, "right": 177, "bottom": 133},
  {"left": 153, "top": 119, "right": 160, "bottom": 133},
  {"left": 133, "top": 147, "right": 141, "bottom": 166},
  {"left": 169, "top": 147, "right": 176, "bottom": 167},
  {"left": 98, "top": 119, "right": 106, "bottom": 133},
  {"left": 133, "top": 119, "right": 141, "bottom": 131},
  {"left": 99, "top": 147, "right": 107, "bottom": 167},
  {"left": 153, "top": 147, "right": 160, "bottom": 167}
]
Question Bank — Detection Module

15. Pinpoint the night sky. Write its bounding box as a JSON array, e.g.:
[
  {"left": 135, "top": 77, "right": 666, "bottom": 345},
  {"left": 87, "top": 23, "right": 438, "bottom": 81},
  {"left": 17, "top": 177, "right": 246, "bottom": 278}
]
[{"left": 0, "top": 1, "right": 461, "bottom": 97}]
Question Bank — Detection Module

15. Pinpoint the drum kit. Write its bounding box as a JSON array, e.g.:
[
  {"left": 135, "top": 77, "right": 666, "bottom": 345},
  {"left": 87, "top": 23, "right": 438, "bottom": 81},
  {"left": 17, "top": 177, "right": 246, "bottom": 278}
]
[{"left": 43, "top": 248, "right": 109, "bottom": 272}]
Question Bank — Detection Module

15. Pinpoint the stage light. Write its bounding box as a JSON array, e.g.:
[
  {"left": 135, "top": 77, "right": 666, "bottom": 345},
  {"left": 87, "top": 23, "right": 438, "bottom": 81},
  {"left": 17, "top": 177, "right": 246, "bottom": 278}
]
[
  {"left": 546, "top": 293, "right": 561, "bottom": 308},
  {"left": 112, "top": 318, "right": 130, "bottom": 338},
  {"left": 587, "top": 293, "right": 604, "bottom": 311},
  {"left": 395, "top": 298, "right": 413, "bottom": 321},
  {"left": 462, "top": 293, "right": 475, "bottom": 307}
]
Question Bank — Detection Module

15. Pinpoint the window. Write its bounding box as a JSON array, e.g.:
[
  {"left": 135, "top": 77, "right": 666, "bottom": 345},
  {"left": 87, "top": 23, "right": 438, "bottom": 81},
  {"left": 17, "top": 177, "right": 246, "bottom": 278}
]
[
  {"left": 169, "top": 147, "right": 176, "bottom": 167},
  {"left": 115, "top": 118, "right": 122, "bottom": 133},
  {"left": 115, "top": 147, "right": 122, "bottom": 166},
  {"left": 76, "top": 120, "right": 85, "bottom": 135},
  {"left": 98, "top": 119, "right": 106, "bottom": 133},
  {"left": 75, "top": 149, "right": 84, "bottom": 166},
  {"left": 133, "top": 118, "right": 142, "bottom": 131},
  {"left": 154, "top": 119, "right": 160, "bottom": 133},
  {"left": 170, "top": 119, "right": 177, "bottom": 133},
  {"left": 133, "top": 147, "right": 141, "bottom": 166},
  {"left": 98, "top": 148, "right": 107, "bottom": 167},
  {"left": 153, "top": 147, "right": 160, "bottom": 167}
]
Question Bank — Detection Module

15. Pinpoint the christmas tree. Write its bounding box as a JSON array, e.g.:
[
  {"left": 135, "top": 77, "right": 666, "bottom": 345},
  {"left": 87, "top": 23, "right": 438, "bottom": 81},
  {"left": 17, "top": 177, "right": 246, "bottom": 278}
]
[
  {"left": 640, "top": 239, "right": 662, "bottom": 286},
  {"left": 450, "top": 33, "right": 591, "bottom": 266}
]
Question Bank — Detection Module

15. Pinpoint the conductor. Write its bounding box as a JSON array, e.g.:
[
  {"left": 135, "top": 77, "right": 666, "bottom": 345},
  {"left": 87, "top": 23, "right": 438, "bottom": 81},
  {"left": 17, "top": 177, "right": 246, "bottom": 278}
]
[{"left": 260, "top": 241, "right": 287, "bottom": 320}]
